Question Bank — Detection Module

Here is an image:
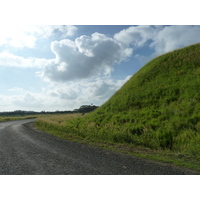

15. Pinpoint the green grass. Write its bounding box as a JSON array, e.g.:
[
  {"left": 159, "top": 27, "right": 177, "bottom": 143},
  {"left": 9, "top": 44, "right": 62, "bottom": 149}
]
[{"left": 35, "top": 43, "right": 200, "bottom": 172}]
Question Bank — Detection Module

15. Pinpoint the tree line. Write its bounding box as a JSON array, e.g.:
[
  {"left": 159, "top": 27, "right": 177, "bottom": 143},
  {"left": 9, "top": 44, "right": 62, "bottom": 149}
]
[{"left": 0, "top": 105, "right": 99, "bottom": 117}]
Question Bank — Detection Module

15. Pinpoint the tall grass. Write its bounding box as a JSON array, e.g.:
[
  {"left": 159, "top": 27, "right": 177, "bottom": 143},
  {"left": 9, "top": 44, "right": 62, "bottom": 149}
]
[{"left": 35, "top": 113, "right": 86, "bottom": 139}]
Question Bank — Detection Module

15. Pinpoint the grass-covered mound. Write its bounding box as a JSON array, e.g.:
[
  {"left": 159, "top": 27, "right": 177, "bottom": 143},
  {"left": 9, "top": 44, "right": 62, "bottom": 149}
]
[
  {"left": 36, "top": 43, "right": 200, "bottom": 169},
  {"left": 58, "top": 43, "right": 200, "bottom": 156}
]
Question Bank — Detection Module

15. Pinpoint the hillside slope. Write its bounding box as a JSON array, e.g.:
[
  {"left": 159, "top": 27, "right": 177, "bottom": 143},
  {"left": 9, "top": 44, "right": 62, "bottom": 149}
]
[
  {"left": 65, "top": 43, "right": 200, "bottom": 156},
  {"left": 33, "top": 44, "right": 200, "bottom": 165}
]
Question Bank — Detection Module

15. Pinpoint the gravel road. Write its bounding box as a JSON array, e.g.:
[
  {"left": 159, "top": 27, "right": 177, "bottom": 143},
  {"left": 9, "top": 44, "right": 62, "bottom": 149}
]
[{"left": 0, "top": 119, "right": 199, "bottom": 175}]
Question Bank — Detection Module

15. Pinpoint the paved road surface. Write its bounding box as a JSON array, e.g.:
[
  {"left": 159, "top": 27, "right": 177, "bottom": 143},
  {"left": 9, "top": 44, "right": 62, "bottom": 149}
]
[{"left": 0, "top": 119, "right": 199, "bottom": 175}]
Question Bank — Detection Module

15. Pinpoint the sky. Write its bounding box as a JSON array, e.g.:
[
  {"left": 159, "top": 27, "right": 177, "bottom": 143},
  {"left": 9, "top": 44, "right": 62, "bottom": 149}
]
[{"left": 0, "top": 25, "right": 200, "bottom": 112}]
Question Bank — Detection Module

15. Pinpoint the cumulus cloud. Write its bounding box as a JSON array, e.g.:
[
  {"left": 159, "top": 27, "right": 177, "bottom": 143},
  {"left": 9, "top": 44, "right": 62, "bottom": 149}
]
[
  {"left": 0, "top": 25, "right": 77, "bottom": 48},
  {"left": 1, "top": 74, "right": 131, "bottom": 111},
  {"left": 112, "top": 25, "right": 200, "bottom": 69},
  {"left": 39, "top": 32, "right": 133, "bottom": 82},
  {"left": 45, "top": 75, "right": 132, "bottom": 107},
  {"left": 114, "top": 25, "right": 156, "bottom": 47},
  {"left": 27, "top": 25, "right": 77, "bottom": 38},
  {"left": 53, "top": 86, "right": 79, "bottom": 100},
  {"left": 150, "top": 25, "right": 200, "bottom": 56},
  {"left": 114, "top": 25, "right": 200, "bottom": 57},
  {"left": 84, "top": 76, "right": 132, "bottom": 100}
]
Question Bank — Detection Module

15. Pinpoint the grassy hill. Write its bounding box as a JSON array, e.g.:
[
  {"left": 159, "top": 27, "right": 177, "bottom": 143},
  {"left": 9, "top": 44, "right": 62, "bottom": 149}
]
[{"left": 36, "top": 43, "right": 200, "bottom": 170}]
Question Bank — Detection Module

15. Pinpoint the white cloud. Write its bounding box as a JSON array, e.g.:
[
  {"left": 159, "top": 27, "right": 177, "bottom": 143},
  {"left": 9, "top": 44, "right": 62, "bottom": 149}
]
[
  {"left": 84, "top": 76, "right": 132, "bottom": 100},
  {"left": 50, "top": 75, "right": 131, "bottom": 104},
  {"left": 0, "top": 72, "right": 131, "bottom": 112},
  {"left": 7, "top": 92, "right": 47, "bottom": 111},
  {"left": 113, "top": 25, "right": 200, "bottom": 68},
  {"left": 150, "top": 25, "right": 200, "bottom": 56},
  {"left": 0, "top": 93, "right": 43, "bottom": 111},
  {"left": 0, "top": 25, "right": 36, "bottom": 48},
  {"left": 0, "top": 51, "right": 50, "bottom": 68},
  {"left": 26, "top": 25, "right": 77, "bottom": 38},
  {"left": 0, "top": 95, "right": 11, "bottom": 110},
  {"left": 17, "top": 74, "right": 128, "bottom": 112},
  {"left": 114, "top": 25, "right": 200, "bottom": 58},
  {"left": 114, "top": 25, "right": 156, "bottom": 47},
  {"left": 0, "top": 25, "right": 77, "bottom": 48},
  {"left": 40, "top": 32, "right": 133, "bottom": 82}
]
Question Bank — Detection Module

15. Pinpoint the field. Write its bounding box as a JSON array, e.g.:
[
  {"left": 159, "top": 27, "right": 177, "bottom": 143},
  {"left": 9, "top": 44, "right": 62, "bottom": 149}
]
[{"left": 0, "top": 115, "right": 36, "bottom": 122}]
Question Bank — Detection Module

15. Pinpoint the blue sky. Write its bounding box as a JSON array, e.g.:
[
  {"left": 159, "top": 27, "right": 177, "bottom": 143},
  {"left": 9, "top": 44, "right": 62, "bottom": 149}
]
[{"left": 0, "top": 25, "right": 200, "bottom": 112}]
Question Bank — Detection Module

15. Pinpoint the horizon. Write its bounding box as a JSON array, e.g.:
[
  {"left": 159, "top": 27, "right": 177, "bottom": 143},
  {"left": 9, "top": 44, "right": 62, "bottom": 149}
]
[{"left": 0, "top": 103, "right": 99, "bottom": 113}]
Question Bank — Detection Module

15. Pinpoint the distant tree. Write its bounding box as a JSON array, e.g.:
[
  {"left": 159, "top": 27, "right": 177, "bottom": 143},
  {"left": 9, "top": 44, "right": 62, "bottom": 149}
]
[{"left": 78, "top": 105, "right": 99, "bottom": 113}]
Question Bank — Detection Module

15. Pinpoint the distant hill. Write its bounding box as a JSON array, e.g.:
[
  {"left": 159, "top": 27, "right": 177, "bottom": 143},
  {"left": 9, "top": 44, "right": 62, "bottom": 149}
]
[{"left": 66, "top": 43, "right": 200, "bottom": 157}]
